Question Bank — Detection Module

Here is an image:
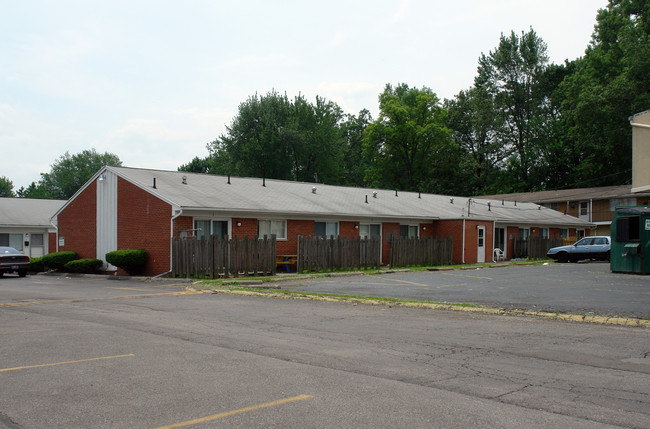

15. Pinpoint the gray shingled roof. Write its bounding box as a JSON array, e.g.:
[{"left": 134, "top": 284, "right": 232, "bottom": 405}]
[
  {"left": 98, "top": 166, "right": 591, "bottom": 227},
  {"left": 0, "top": 197, "right": 65, "bottom": 227},
  {"left": 478, "top": 185, "right": 650, "bottom": 204}
]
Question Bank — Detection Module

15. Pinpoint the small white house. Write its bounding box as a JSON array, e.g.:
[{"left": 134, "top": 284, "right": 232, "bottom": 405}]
[{"left": 0, "top": 197, "right": 65, "bottom": 258}]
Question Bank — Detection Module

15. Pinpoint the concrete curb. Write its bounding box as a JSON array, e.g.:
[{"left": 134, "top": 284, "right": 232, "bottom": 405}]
[
  {"left": 36, "top": 272, "right": 194, "bottom": 283},
  {"left": 202, "top": 288, "right": 650, "bottom": 328}
]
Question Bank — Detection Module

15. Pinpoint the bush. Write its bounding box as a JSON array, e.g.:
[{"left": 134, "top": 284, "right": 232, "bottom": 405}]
[
  {"left": 64, "top": 258, "right": 103, "bottom": 274},
  {"left": 29, "top": 257, "right": 45, "bottom": 272},
  {"left": 105, "top": 249, "right": 148, "bottom": 275},
  {"left": 41, "top": 251, "right": 78, "bottom": 270}
]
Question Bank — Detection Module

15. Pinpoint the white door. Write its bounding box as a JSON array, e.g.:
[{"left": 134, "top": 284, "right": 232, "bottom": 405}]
[{"left": 477, "top": 226, "right": 485, "bottom": 263}]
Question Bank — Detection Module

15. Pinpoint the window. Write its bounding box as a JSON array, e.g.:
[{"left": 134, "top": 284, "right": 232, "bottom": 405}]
[
  {"left": 31, "top": 234, "right": 44, "bottom": 246},
  {"left": 576, "top": 229, "right": 585, "bottom": 238},
  {"left": 359, "top": 224, "right": 380, "bottom": 239},
  {"left": 544, "top": 202, "right": 559, "bottom": 210},
  {"left": 315, "top": 222, "right": 338, "bottom": 237},
  {"left": 579, "top": 201, "right": 589, "bottom": 219},
  {"left": 0, "top": 233, "right": 23, "bottom": 250},
  {"left": 540, "top": 228, "right": 549, "bottom": 238},
  {"left": 559, "top": 228, "right": 569, "bottom": 238},
  {"left": 518, "top": 228, "right": 530, "bottom": 240},
  {"left": 399, "top": 225, "right": 418, "bottom": 238},
  {"left": 494, "top": 227, "right": 505, "bottom": 251},
  {"left": 258, "top": 220, "right": 286, "bottom": 240},
  {"left": 194, "top": 220, "right": 229, "bottom": 239},
  {"left": 575, "top": 237, "right": 593, "bottom": 246}
]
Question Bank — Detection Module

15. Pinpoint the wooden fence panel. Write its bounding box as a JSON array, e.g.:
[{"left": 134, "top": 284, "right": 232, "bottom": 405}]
[
  {"left": 297, "top": 236, "right": 380, "bottom": 272},
  {"left": 514, "top": 236, "right": 565, "bottom": 259},
  {"left": 388, "top": 236, "right": 453, "bottom": 267},
  {"left": 171, "top": 235, "right": 276, "bottom": 278}
]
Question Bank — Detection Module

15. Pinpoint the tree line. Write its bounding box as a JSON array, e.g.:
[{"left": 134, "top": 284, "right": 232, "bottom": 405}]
[
  {"left": 180, "top": 0, "right": 648, "bottom": 196},
  {"left": 3, "top": 0, "right": 647, "bottom": 200}
]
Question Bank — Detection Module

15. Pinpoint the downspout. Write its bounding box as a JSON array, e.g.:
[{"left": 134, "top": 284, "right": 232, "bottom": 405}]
[
  {"left": 492, "top": 221, "right": 496, "bottom": 263},
  {"left": 158, "top": 208, "right": 184, "bottom": 277}
]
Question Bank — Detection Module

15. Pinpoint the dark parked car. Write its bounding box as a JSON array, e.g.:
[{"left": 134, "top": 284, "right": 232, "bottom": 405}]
[
  {"left": 546, "top": 236, "right": 611, "bottom": 263},
  {"left": 0, "top": 247, "right": 30, "bottom": 277}
]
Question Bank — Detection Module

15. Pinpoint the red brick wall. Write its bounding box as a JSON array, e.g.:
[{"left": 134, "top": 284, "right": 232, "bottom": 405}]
[
  {"left": 462, "top": 220, "right": 493, "bottom": 264},
  {"left": 48, "top": 232, "right": 57, "bottom": 254},
  {"left": 232, "top": 217, "right": 258, "bottom": 239},
  {"left": 420, "top": 222, "right": 434, "bottom": 238},
  {"left": 58, "top": 181, "right": 96, "bottom": 259},
  {"left": 340, "top": 221, "right": 359, "bottom": 238},
  {"left": 382, "top": 222, "right": 400, "bottom": 264},
  {"left": 173, "top": 216, "right": 193, "bottom": 237},
  {"left": 432, "top": 220, "right": 463, "bottom": 264},
  {"left": 506, "top": 226, "right": 519, "bottom": 259},
  {"left": 117, "top": 177, "right": 172, "bottom": 276}
]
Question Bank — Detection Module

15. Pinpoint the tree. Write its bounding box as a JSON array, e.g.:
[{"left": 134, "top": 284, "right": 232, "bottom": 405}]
[
  {"left": 475, "top": 28, "right": 550, "bottom": 191},
  {"left": 26, "top": 149, "right": 122, "bottom": 199},
  {"left": 208, "top": 91, "right": 346, "bottom": 183},
  {"left": 445, "top": 86, "right": 504, "bottom": 195},
  {"left": 340, "top": 109, "right": 373, "bottom": 187},
  {"left": 363, "top": 83, "right": 454, "bottom": 193},
  {"left": 0, "top": 176, "right": 15, "bottom": 197},
  {"left": 555, "top": 0, "right": 649, "bottom": 187}
]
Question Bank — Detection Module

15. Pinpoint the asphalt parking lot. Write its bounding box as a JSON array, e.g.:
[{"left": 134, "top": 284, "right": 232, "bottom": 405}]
[
  {"left": 281, "top": 262, "right": 650, "bottom": 319},
  {"left": 0, "top": 268, "right": 649, "bottom": 428}
]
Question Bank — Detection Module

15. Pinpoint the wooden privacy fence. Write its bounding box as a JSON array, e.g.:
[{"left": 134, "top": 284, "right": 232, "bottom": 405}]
[
  {"left": 172, "top": 235, "right": 276, "bottom": 278},
  {"left": 297, "top": 235, "right": 381, "bottom": 272},
  {"left": 514, "top": 236, "right": 565, "bottom": 259},
  {"left": 388, "top": 236, "right": 454, "bottom": 267}
]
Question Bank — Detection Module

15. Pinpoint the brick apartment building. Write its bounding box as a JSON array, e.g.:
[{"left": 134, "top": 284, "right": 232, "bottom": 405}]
[{"left": 52, "top": 166, "right": 593, "bottom": 276}]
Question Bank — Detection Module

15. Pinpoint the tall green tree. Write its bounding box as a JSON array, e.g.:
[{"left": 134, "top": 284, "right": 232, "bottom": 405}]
[
  {"left": 23, "top": 149, "right": 122, "bottom": 199},
  {"left": 0, "top": 176, "right": 15, "bottom": 197},
  {"left": 363, "top": 83, "right": 454, "bottom": 193},
  {"left": 556, "top": 0, "right": 649, "bottom": 187},
  {"left": 445, "top": 86, "right": 504, "bottom": 195},
  {"left": 340, "top": 109, "right": 372, "bottom": 187},
  {"left": 208, "top": 91, "right": 346, "bottom": 183},
  {"left": 475, "top": 28, "right": 550, "bottom": 191}
]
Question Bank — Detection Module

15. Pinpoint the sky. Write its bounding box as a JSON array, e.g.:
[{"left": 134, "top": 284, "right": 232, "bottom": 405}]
[{"left": 1, "top": 0, "right": 607, "bottom": 191}]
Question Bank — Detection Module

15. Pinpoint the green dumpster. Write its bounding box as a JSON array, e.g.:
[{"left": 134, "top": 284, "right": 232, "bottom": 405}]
[{"left": 610, "top": 206, "right": 650, "bottom": 274}]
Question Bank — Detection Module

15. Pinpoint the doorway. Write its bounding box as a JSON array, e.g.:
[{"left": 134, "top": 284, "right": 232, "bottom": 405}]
[{"left": 477, "top": 226, "right": 485, "bottom": 263}]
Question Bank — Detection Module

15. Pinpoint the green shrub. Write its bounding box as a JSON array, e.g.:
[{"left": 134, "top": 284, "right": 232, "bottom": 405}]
[
  {"left": 64, "top": 258, "right": 103, "bottom": 274},
  {"left": 29, "top": 257, "right": 45, "bottom": 272},
  {"left": 105, "top": 249, "right": 148, "bottom": 275},
  {"left": 41, "top": 251, "right": 78, "bottom": 270}
]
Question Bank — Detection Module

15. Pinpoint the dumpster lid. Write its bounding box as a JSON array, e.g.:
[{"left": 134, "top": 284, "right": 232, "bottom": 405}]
[{"left": 615, "top": 206, "right": 650, "bottom": 215}]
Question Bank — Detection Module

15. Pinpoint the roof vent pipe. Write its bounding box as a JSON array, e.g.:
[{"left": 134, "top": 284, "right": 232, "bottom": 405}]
[
  {"left": 312, "top": 186, "right": 317, "bottom": 194},
  {"left": 365, "top": 195, "right": 368, "bottom": 204},
  {"left": 395, "top": 190, "right": 398, "bottom": 197},
  {"left": 488, "top": 202, "right": 491, "bottom": 211},
  {"left": 182, "top": 175, "right": 187, "bottom": 185},
  {"left": 227, "top": 175, "right": 231, "bottom": 185},
  {"left": 418, "top": 192, "right": 421, "bottom": 199},
  {"left": 450, "top": 198, "right": 454, "bottom": 204},
  {"left": 372, "top": 191, "right": 377, "bottom": 198},
  {"left": 263, "top": 177, "right": 266, "bottom": 187},
  {"left": 502, "top": 200, "right": 504, "bottom": 205},
  {"left": 153, "top": 178, "right": 157, "bottom": 189},
  {"left": 514, "top": 201, "right": 517, "bottom": 206}
]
